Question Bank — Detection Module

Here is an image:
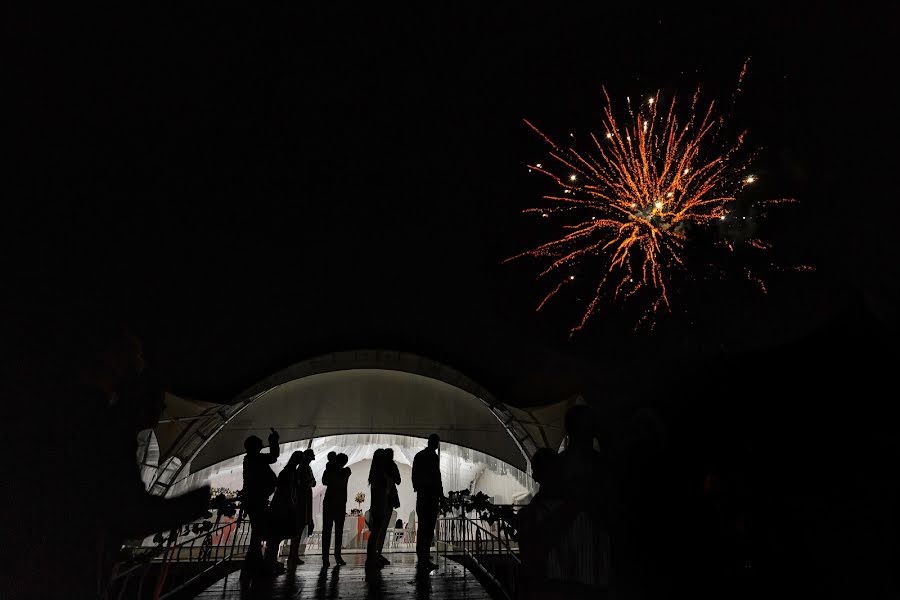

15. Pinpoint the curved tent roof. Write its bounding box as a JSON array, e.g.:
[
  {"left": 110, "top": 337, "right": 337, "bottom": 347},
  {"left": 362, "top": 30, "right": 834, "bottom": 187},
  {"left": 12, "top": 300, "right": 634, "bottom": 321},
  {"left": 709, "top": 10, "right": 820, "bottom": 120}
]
[
  {"left": 196, "top": 368, "right": 528, "bottom": 471},
  {"left": 148, "top": 350, "right": 576, "bottom": 496}
]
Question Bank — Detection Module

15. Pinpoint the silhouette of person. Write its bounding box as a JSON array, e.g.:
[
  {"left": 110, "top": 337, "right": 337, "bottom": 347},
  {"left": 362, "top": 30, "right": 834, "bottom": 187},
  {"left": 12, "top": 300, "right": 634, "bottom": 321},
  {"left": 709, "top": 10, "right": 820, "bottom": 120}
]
[
  {"left": 375, "top": 447, "right": 401, "bottom": 563},
  {"left": 4, "top": 320, "right": 210, "bottom": 599},
  {"left": 102, "top": 367, "right": 211, "bottom": 576},
  {"left": 322, "top": 452, "right": 351, "bottom": 566},
  {"left": 516, "top": 447, "right": 574, "bottom": 600},
  {"left": 301, "top": 448, "right": 317, "bottom": 535},
  {"left": 366, "top": 448, "right": 393, "bottom": 569},
  {"left": 412, "top": 433, "right": 443, "bottom": 570},
  {"left": 241, "top": 428, "right": 281, "bottom": 579},
  {"left": 289, "top": 448, "right": 316, "bottom": 563},
  {"left": 268, "top": 450, "right": 305, "bottom": 567},
  {"left": 555, "top": 404, "right": 611, "bottom": 598}
]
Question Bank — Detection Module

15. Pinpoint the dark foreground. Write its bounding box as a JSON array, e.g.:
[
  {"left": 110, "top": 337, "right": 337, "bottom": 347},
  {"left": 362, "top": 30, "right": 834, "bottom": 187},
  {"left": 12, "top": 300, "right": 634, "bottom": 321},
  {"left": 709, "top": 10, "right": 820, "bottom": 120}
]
[{"left": 196, "top": 552, "right": 493, "bottom": 600}]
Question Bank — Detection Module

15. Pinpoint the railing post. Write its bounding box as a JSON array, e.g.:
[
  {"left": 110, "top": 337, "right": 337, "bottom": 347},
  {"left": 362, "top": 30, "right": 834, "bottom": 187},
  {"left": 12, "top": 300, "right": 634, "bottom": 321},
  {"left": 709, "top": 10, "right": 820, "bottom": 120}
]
[
  {"left": 152, "top": 528, "right": 177, "bottom": 600},
  {"left": 462, "top": 513, "right": 467, "bottom": 579}
]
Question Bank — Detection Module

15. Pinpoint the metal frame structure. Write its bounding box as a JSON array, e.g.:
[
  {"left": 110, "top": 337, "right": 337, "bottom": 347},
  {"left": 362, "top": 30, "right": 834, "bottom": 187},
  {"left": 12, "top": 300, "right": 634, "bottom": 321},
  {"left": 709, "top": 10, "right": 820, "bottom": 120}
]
[
  {"left": 148, "top": 350, "right": 545, "bottom": 496},
  {"left": 106, "top": 516, "right": 252, "bottom": 600},
  {"left": 436, "top": 512, "right": 522, "bottom": 600}
]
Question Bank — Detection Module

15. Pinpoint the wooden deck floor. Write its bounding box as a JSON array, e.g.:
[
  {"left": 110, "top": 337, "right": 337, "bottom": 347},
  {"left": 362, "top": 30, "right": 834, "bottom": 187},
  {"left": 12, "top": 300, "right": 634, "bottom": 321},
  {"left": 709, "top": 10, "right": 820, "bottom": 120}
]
[{"left": 195, "top": 552, "right": 494, "bottom": 599}]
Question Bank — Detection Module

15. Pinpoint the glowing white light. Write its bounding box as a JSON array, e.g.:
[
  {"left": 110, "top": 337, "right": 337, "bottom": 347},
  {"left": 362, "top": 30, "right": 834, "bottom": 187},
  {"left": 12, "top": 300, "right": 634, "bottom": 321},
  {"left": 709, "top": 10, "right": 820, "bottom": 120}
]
[
  {"left": 667, "top": 192, "right": 673, "bottom": 197},
  {"left": 569, "top": 174, "right": 577, "bottom": 181},
  {"left": 654, "top": 201, "right": 662, "bottom": 209},
  {"left": 536, "top": 163, "right": 542, "bottom": 168},
  {"left": 569, "top": 275, "right": 575, "bottom": 280},
  {"left": 648, "top": 98, "right": 654, "bottom": 105},
  {"left": 630, "top": 202, "right": 637, "bottom": 208},
  {"left": 720, "top": 215, "right": 726, "bottom": 220},
  {"left": 683, "top": 168, "right": 690, "bottom": 174},
  {"left": 542, "top": 213, "right": 548, "bottom": 218},
  {"left": 605, "top": 132, "right": 612, "bottom": 139},
  {"left": 745, "top": 175, "right": 756, "bottom": 183}
]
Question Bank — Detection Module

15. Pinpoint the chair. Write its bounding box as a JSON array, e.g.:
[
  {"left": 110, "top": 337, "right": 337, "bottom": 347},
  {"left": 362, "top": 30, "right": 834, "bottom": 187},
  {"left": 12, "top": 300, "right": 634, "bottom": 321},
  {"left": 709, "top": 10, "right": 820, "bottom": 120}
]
[
  {"left": 403, "top": 516, "right": 416, "bottom": 548},
  {"left": 299, "top": 513, "right": 325, "bottom": 551},
  {"left": 363, "top": 509, "right": 399, "bottom": 548},
  {"left": 384, "top": 509, "right": 398, "bottom": 548},
  {"left": 407, "top": 509, "right": 418, "bottom": 545}
]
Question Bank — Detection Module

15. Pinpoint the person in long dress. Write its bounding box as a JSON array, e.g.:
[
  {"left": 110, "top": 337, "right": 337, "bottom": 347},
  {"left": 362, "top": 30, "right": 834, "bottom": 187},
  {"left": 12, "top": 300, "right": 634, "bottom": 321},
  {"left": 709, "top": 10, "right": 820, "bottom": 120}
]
[
  {"left": 322, "top": 452, "right": 351, "bottom": 566},
  {"left": 555, "top": 404, "right": 612, "bottom": 599},
  {"left": 268, "top": 450, "right": 305, "bottom": 569},
  {"left": 365, "top": 449, "right": 392, "bottom": 569},
  {"left": 288, "top": 448, "right": 316, "bottom": 564},
  {"left": 375, "top": 448, "right": 401, "bottom": 563},
  {"left": 516, "top": 448, "right": 576, "bottom": 600}
]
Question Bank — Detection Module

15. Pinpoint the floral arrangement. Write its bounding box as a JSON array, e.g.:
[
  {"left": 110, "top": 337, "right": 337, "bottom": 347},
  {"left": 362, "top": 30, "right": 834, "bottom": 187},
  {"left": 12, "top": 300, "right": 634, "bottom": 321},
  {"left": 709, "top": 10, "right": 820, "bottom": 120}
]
[
  {"left": 210, "top": 487, "right": 239, "bottom": 500},
  {"left": 440, "top": 489, "right": 519, "bottom": 541},
  {"left": 354, "top": 491, "right": 366, "bottom": 510},
  {"left": 150, "top": 489, "right": 243, "bottom": 545}
]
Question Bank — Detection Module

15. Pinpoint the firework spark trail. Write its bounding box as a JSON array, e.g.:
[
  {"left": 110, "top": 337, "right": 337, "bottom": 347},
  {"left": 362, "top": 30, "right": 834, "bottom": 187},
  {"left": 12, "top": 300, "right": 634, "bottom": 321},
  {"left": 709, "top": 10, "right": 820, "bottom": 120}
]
[
  {"left": 505, "top": 79, "right": 804, "bottom": 335},
  {"left": 733, "top": 56, "right": 751, "bottom": 101}
]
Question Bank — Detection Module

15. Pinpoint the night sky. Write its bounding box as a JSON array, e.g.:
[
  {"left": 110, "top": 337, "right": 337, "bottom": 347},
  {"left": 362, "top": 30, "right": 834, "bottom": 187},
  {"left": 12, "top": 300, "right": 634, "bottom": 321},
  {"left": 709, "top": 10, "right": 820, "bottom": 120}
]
[{"left": 5, "top": 5, "right": 894, "bottom": 405}]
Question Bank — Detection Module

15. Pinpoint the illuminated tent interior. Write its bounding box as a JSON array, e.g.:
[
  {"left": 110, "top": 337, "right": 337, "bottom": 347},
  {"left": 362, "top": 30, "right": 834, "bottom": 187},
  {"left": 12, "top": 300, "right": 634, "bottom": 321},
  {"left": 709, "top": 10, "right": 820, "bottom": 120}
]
[
  {"left": 174, "top": 433, "right": 535, "bottom": 526},
  {"left": 138, "top": 351, "right": 578, "bottom": 511}
]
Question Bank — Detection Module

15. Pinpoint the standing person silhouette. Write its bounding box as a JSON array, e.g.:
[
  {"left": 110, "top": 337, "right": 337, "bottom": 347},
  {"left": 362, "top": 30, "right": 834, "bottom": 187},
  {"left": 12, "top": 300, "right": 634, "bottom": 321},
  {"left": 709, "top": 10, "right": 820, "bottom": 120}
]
[
  {"left": 288, "top": 448, "right": 316, "bottom": 564},
  {"left": 241, "top": 428, "right": 281, "bottom": 580},
  {"left": 267, "top": 450, "right": 305, "bottom": 571},
  {"left": 366, "top": 449, "right": 392, "bottom": 569},
  {"left": 412, "top": 433, "right": 443, "bottom": 570},
  {"left": 4, "top": 320, "right": 210, "bottom": 599},
  {"left": 322, "top": 452, "right": 351, "bottom": 566},
  {"left": 376, "top": 448, "right": 402, "bottom": 563},
  {"left": 556, "top": 404, "right": 611, "bottom": 599},
  {"left": 517, "top": 447, "right": 579, "bottom": 600}
]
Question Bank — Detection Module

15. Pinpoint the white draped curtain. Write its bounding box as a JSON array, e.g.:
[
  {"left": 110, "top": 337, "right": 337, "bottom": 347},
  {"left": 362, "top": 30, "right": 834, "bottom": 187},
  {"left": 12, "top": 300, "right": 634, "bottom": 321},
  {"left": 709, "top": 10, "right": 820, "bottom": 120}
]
[{"left": 171, "top": 433, "right": 536, "bottom": 511}]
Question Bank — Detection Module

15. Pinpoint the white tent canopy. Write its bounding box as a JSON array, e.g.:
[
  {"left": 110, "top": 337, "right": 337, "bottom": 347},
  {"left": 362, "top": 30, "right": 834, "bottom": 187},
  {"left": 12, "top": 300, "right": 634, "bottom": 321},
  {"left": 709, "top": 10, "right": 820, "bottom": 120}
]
[
  {"left": 194, "top": 368, "right": 528, "bottom": 471},
  {"left": 145, "top": 350, "right": 576, "bottom": 497}
]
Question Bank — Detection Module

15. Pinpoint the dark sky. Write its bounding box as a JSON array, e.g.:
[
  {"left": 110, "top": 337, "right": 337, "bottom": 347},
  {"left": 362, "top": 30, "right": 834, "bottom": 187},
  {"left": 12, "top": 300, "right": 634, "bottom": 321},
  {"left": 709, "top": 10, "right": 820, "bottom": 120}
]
[{"left": 5, "top": 5, "right": 894, "bottom": 405}]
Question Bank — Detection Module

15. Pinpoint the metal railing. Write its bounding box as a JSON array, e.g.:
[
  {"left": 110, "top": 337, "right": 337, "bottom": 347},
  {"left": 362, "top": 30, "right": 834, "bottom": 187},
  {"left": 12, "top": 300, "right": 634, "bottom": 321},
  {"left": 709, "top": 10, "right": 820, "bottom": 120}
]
[
  {"left": 436, "top": 512, "right": 521, "bottom": 600},
  {"left": 105, "top": 515, "right": 252, "bottom": 600}
]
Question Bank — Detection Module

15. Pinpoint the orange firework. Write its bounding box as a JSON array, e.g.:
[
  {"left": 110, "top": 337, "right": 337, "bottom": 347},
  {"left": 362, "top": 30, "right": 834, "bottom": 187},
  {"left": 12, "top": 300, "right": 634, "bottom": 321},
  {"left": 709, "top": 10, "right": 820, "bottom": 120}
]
[{"left": 507, "top": 83, "right": 795, "bottom": 334}]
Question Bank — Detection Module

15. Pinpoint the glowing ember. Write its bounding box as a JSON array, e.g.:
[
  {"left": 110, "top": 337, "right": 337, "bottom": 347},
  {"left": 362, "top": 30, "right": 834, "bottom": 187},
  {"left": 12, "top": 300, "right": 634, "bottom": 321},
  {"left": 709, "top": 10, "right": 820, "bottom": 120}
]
[{"left": 506, "top": 77, "right": 810, "bottom": 334}]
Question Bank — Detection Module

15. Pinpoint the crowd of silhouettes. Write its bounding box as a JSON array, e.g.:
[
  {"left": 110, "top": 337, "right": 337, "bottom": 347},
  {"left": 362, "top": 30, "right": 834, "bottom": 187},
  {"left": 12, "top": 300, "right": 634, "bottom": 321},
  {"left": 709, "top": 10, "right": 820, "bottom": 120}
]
[
  {"left": 1, "top": 313, "right": 613, "bottom": 598},
  {"left": 239, "top": 435, "right": 444, "bottom": 583}
]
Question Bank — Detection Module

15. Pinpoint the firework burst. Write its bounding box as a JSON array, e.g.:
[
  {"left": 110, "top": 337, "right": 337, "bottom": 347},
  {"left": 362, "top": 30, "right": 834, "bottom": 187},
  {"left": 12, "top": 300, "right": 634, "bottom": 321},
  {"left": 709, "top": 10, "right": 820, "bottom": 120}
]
[{"left": 507, "top": 78, "right": 805, "bottom": 334}]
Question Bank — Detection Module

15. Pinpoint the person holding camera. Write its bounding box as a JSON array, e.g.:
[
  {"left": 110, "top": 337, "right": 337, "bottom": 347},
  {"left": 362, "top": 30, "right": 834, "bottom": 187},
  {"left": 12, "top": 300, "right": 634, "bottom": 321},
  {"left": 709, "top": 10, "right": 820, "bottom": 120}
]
[{"left": 241, "top": 427, "right": 281, "bottom": 578}]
